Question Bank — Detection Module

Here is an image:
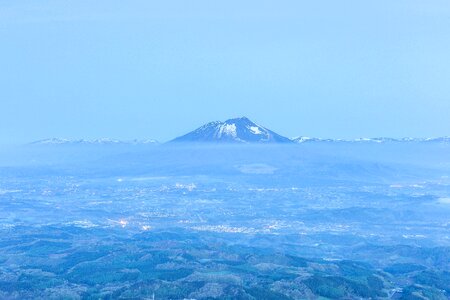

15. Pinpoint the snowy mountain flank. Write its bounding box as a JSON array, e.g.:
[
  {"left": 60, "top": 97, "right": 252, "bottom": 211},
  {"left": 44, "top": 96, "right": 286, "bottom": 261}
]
[{"left": 170, "top": 117, "right": 293, "bottom": 144}]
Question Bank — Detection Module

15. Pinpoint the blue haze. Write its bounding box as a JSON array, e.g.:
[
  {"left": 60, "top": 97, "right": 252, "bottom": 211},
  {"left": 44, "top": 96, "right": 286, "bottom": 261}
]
[
  {"left": 1, "top": 140, "right": 450, "bottom": 298},
  {"left": 2, "top": 3, "right": 450, "bottom": 298}
]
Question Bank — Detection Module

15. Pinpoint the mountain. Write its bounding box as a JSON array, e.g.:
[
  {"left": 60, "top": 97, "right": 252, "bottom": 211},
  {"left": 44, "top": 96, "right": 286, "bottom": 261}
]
[
  {"left": 170, "top": 117, "right": 293, "bottom": 144},
  {"left": 30, "top": 125, "right": 450, "bottom": 146},
  {"left": 292, "top": 137, "right": 335, "bottom": 143},
  {"left": 421, "top": 137, "right": 450, "bottom": 143},
  {"left": 292, "top": 136, "right": 450, "bottom": 144},
  {"left": 292, "top": 137, "right": 396, "bottom": 143},
  {"left": 31, "top": 138, "right": 159, "bottom": 145}
]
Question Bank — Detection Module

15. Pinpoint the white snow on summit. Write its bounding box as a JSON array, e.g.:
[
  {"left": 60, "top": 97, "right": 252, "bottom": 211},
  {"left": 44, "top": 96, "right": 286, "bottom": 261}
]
[{"left": 217, "top": 124, "right": 238, "bottom": 138}]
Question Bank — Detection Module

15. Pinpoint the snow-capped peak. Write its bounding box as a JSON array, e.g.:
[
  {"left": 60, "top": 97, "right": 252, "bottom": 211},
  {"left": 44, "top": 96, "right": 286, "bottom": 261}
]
[{"left": 170, "top": 117, "right": 293, "bottom": 143}]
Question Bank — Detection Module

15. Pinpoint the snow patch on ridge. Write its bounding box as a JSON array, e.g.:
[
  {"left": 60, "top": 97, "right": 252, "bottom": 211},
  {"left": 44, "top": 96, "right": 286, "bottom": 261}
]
[
  {"left": 438, "top": 197, "right": 450, "bottom": 204},
  {"left": 249, "top": 126, "right": 263, "bottom": 135}
]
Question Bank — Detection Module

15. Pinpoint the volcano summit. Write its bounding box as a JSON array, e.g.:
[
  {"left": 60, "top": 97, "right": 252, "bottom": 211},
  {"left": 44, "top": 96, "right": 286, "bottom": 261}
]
[{"left": 170, "top": 117, "right": 293, "bottom": 144}]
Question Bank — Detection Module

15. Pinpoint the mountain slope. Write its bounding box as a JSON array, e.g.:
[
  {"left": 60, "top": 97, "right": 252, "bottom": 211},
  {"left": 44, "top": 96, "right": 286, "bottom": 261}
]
[{"left": 170, "top": 117, "right": 293, "bottom": 144}]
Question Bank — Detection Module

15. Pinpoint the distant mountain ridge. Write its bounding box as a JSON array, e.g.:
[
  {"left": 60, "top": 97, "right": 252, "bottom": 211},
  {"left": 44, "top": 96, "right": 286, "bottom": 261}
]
[
  {"left": 170, "top": 117, "right": 293, "bottom": 144},
  {"left": 30, "top": 117, "right": 450, "bottom": 145},
  {"left": 292, "top": 136, "right": 450, "bottom": 143},
  {"left": 31, "top": 138, "right": 159, "bottom": 145},
  {"left": 33, "top": 136, "right": 450, "bottom": 145}
]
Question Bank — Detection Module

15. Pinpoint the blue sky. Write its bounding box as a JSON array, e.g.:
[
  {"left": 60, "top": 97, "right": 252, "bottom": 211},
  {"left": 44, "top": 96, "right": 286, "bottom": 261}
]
[{"left": 1, "top": 0, "right": 450, "bottom": 144}]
